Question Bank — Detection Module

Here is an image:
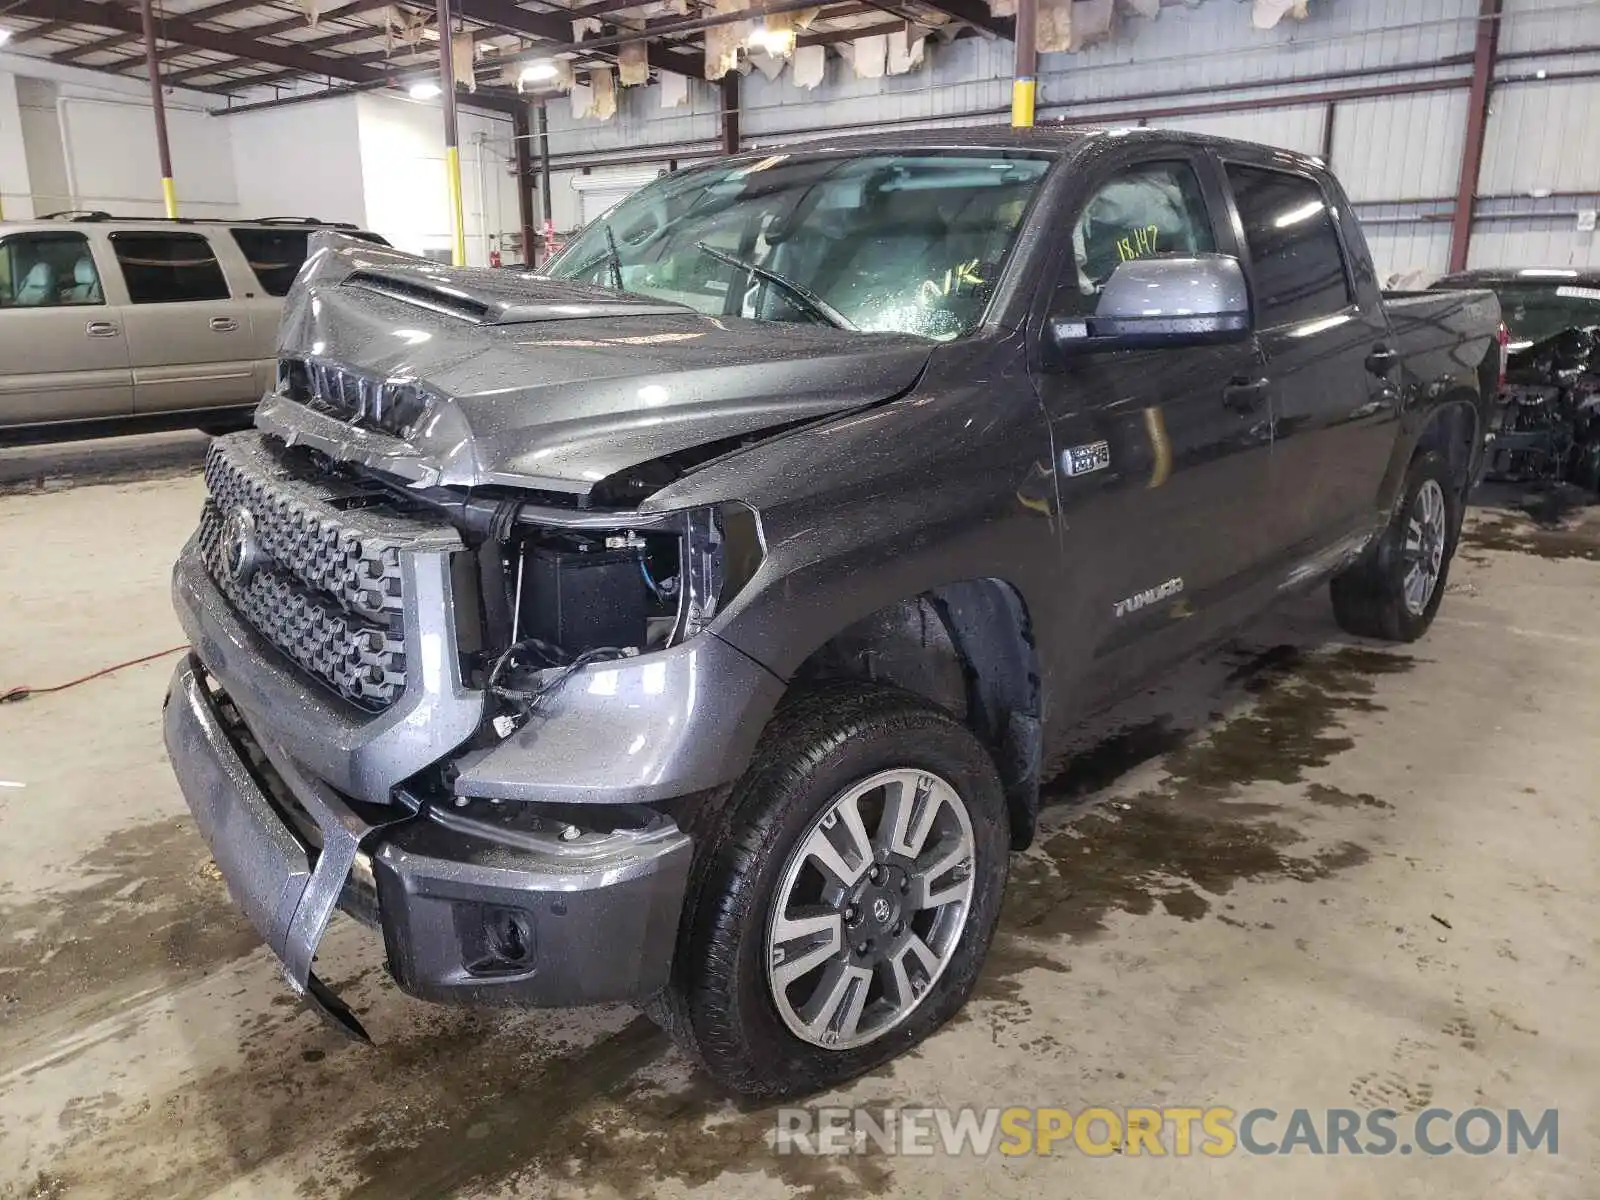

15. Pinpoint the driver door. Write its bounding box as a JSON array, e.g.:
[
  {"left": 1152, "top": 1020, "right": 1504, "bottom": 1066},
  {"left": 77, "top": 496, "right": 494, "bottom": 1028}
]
[{"left": 1029, "top": 151, "right": 1277, "bottom": 707}]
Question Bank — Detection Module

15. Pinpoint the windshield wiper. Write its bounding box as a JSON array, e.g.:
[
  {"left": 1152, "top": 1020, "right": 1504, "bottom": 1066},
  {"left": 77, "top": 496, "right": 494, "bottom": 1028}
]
[
  {"left": 602, "top": 223, "right": 624, "bottom": 291},
  {"left": 563, "top": 222, "right": 625, "bottom": 291},
  {"left": 695, "top": 241, "right": 858, "bottom": 331}
]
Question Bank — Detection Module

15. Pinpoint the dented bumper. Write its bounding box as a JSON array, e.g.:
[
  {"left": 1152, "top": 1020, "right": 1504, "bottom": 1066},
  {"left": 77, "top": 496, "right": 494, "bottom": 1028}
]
[{"left": 163, "top": 654, "right": 693, "bottom": 1034}]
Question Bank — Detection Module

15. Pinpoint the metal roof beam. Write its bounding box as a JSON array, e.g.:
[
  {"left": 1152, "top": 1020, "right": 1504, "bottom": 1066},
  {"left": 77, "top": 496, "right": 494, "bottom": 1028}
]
[
  {"left": 911, "top": 0, "right": 1011, "bottom": 38},
  {"left": 8, "top": 19, "right": 77, "bottom": 47},
  {"left": 91, "top": 0, "right": 394, "bottom": 76},
  {"left": 6, "top": 0, "right": 388, "bottom": 82},
  {"left": 53, "top": 0, "right": 264, "bottom": 63}
]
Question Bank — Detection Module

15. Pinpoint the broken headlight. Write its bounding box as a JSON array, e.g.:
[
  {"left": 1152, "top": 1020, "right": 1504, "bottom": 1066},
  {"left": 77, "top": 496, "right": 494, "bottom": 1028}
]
[
  {"left": 277, "top": 357, "right": 437, "bottom": 441},
  {"left": 505, "top": 501, "right": 763, "bottom": 661}
]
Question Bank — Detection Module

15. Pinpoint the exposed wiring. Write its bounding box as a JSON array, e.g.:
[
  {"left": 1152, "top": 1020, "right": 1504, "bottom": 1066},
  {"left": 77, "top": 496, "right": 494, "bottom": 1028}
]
[
  {"left": 486, "top": 638, "right": 633, "bottom": 719},
  {"left": 1, "top": 645, "right": 188, "bottom": 705},
  {"left": 640, "top": 555, "right": 663, "bottom": 599}
]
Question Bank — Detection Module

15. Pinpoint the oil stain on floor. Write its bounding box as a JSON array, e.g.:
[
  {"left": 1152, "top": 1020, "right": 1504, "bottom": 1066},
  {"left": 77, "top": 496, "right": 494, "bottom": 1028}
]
[
  {"left": 14, "top": 641, "right": 1415, "bottom": 1200},
  {"left": 1459, "top": 493, "right": 1600, "bottom": 562},
  {"left": 982, "top": 643, "right": 1411, "bottom": 1003},
  {"left": 0, "top": 815, "right": 260, "bottom": 1044}
]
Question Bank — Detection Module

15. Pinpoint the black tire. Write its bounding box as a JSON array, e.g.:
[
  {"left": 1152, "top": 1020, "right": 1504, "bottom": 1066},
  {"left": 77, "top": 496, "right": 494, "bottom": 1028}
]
[
  {"left": 648, "top": 682, "right": 1009, "bottom": 1099},
  {"left": 1330, "top": 449, "right": 1461, "bottom": 642}
]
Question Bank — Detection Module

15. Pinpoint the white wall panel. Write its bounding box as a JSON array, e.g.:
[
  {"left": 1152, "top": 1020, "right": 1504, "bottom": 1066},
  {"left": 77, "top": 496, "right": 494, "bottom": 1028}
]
[
  {"left": 542, "top": 76, "right": 721, "bottom": 160},
  {"left": 16, "top": 80, "right": 69, "bottom": 217},
  {"left": 230, "top": 97, "right": 366, "bottom": 226},
  {"left": 59, "top": 97, "right": 239, "bottom": 216},
  {"left": 0, "top": 73, "right": 33, "bottom": 219},
  {"left": 356, "top": 94, "right": 521, "bottom": 266},
  {"left": 1468, "top": 222, "right": 1600, "bottom": 270},
  {"left": 1364, "top": 223, "right": 1453, "bottom": 280},
  {"left": 1141, "top": 106, "right": 1326, "bottom": 155},
  {"left": 1478, "top": 79, "right": 1600, "bottom": 196},
  {"left": 1033, "top": 0, "right": 1479, "bottom": 105},
  {"left": 744, "top": 37, "right": 1010, "bottom": 139},
  {"left": 1331, "top": 90, "right": 1467, "bottom": 202},
  {"left": 1500, "top": 0, "right": 1600, "bottom": 55}
]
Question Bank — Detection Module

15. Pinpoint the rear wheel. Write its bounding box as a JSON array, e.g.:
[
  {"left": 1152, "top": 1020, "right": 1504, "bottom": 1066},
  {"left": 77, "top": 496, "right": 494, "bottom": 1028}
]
[
  {"left": 649, "top": 684, "right": 1009, "bottom": 1099},
  {"left": 1330, "top": 449, "right": 1460, "bottom": 642}
]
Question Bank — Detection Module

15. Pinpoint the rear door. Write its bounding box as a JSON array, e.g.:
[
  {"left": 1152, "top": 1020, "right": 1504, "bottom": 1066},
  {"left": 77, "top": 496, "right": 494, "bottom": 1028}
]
[
  {"left": 107, "top": 230, "right": 258, "bottom": 413},
  {"left": 1220, "top": 161, "right": 1398, "bottom": 558},
  {"left": 1030, "top": 151, "right": 1277, "bottom": 704},
  {"left": 226, "top": 225, "right": 313, "bottom": 394},
  {"left": 0, "top": 229, "right": 132, "bottom": 428}
]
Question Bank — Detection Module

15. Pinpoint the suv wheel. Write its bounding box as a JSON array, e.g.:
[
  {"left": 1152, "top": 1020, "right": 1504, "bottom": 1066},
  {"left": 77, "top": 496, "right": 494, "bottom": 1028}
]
[
  {"left": 649, "top": 683, "right": 1008, "bottom": 1099},
  {"left": 1330, "top": 448, "right": 1461, "bottom": 642}
]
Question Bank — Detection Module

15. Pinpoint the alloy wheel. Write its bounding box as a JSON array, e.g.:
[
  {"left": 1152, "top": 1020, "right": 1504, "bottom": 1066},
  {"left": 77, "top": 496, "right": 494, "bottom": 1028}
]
[{"left": 765, "top": 768, "right": 977, "bottom": 1050}]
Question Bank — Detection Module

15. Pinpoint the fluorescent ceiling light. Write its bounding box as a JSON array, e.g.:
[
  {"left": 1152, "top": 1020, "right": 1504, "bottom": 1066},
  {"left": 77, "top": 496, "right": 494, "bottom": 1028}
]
[
  {"left": 408, "top": 81, "right": 442, "bottom": 99},
  {"left": 747, "top": 25, "right": 796, "bottom": 55},
  {"left": 520, "top": 60, "right": 559, "bottom": 83}
]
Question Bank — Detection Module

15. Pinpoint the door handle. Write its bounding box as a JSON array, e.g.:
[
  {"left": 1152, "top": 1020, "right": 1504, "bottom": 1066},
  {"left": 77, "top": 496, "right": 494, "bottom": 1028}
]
[
  {"left": 86, "top": 320, "right": 120, "bottom": 338},
  {"left": 209, "top": 316, "right": 239, "bottom": 333},
  {"left": 1223, "top": 376, "right": 1270, "bottom": 413},
  {"left": 1365, "top": 345, "right": 1400, "bottom": 375}
]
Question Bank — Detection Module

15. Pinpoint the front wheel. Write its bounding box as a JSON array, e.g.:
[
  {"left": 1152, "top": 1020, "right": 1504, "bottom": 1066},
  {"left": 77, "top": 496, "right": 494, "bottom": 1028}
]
[
  {"left": 649, "top": 684, "right": 1009, "bottom": 1099},
  {"left": 1330, "top": 448, "right": 1461, "bottom": 642}
]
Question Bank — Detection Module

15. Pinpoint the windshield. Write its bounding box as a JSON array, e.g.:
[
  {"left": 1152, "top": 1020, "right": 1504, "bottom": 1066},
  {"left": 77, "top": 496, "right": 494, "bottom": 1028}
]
[
  {"left": 542, "top": 151, "right": 1054, "bottom": 340},
  {"left": 1437, "top": 280, "right": 1600, "bottom": 348}
]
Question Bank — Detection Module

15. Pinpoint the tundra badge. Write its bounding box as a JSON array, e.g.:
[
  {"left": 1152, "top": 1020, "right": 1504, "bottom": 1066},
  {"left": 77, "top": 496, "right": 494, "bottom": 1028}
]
[
  {"left": 1114, "top": 576, "right": 1184, "bottom": 618},
  {"left": 1063, "top": 440, "right": 1111, "bottom": 477}
]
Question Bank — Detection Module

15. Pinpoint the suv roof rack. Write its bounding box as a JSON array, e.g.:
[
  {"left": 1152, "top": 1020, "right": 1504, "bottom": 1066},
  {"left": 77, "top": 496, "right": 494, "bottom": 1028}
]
[{"left": 35, "top": 211, "right": 358, "bottom": 229}]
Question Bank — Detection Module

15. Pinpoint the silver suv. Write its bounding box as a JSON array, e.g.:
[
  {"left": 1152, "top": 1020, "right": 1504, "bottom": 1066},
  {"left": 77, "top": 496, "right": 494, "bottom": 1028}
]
[{"left": 0, "top": 213, "right": 386, "bottom": 443}]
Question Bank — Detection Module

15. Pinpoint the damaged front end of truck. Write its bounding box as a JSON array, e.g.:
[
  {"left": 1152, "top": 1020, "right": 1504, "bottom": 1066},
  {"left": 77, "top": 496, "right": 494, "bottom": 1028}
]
[{"left": 164, "top": 234, "right": 934, "bottom": 1034}]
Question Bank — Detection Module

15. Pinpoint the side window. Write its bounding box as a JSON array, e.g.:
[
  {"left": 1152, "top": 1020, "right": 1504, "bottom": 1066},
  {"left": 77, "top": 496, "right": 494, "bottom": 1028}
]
[
  {"left": 1224, "top": 164, "right": 1352, "bottom": 328},
  {"left": 110, "top": 232, "right": 230, "bottom": 304},
  {"left": 1056, "top": 160, "right": 1217, "bottom": 316},
  {"left": 0, "top": 232, "right": 105, "bottom": 308},
  {"left": 229, "top": 227, "right": 310, "bottom": 297}
]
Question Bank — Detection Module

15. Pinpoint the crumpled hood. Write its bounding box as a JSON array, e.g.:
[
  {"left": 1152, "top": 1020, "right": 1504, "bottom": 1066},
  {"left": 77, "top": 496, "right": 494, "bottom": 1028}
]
[{"left": 262, "top": 233, "right": 933, "bottom": 495}]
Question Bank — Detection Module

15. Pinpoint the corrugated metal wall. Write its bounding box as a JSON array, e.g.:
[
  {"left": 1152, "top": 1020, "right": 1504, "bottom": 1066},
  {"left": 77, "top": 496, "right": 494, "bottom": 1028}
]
[{"left": 537, "top": 0, "right": 1600, "bottom": 276}]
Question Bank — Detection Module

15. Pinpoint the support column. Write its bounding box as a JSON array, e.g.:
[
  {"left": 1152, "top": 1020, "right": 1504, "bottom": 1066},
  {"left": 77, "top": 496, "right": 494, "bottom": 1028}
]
[
  {"left": 536, "top": 102, "right": 552, "bottom": 228},
  {"left": 1449, "top": 0, "right": 1502, "bottom": 272},
  {"left": 512, "top": 104, "right": 535, "bottom": 267},
  {"left": 139, "top": 0, "right": 178, "bottom": 217},
  {"left": 1011, "top": 0, "right": 1037, "bottom": 128},
  {"left": 720, "top": 74, "right": 740, "bottom": 155},
  {"left": 436, "top": 0, "right": 468, "bottom": 266}
]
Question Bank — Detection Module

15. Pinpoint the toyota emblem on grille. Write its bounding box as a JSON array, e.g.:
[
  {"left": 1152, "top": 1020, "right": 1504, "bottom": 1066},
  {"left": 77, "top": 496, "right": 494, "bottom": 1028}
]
[{"left": 226, "top": 507, "right": 264, "bottom": 584}]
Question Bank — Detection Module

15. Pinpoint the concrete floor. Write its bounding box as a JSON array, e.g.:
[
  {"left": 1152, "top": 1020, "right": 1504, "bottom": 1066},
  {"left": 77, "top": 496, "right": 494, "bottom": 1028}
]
[{"left": 2, "top": 437, "right": 1598, "bottom": 1199}]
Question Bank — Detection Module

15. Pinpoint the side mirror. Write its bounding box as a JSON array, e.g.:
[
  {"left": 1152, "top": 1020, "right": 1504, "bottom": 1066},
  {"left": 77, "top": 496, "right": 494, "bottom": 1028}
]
[{"left": 1049, "top": 254, "right": 1252, "bottom": 353}]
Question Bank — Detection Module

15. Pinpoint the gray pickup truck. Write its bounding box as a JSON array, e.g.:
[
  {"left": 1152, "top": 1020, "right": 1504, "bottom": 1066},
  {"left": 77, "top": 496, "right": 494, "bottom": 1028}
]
[
  {"left": 0, "top": 213, "right": 383, "bottom": 443},
  {"left": 163, "top": 128, "right": 1502, "bottom": 1100}
]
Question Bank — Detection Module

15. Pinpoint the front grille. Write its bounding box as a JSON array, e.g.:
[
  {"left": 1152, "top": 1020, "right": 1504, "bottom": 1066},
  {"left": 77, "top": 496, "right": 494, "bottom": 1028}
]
[{"left": 197, "top": 433, "right": 451, "bottom": 711}]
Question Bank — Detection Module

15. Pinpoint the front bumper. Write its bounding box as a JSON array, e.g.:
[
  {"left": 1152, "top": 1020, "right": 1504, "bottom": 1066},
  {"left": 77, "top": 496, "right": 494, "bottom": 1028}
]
[{"left": 163, "top": 654, "right": 693, "bottom": 1030}]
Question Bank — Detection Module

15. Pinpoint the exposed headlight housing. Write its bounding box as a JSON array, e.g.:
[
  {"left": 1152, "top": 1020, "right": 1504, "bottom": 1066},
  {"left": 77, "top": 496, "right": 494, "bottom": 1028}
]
[{"left": 501, "top": 501, "right": 763, "bottom": 663}]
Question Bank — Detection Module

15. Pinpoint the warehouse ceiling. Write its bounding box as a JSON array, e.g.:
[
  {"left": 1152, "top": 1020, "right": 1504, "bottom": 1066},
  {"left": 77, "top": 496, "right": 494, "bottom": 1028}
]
[{"left": 0, "top": 0, "right": 1309, "bottom": 107}]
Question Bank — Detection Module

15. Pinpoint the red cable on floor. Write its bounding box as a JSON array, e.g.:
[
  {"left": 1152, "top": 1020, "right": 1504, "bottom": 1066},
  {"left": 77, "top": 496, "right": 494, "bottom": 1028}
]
[{"left": 0, "top": 645, "right": 188, "bottom": 704}]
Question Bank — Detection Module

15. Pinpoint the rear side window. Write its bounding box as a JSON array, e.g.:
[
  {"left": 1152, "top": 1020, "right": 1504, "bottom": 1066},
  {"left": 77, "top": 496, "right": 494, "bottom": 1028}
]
[
  {"left": 230, "top": 228, "right": 310, "bottom": 296},
  {"left": 110, "top": 231, "right": 230, "bottom": 304},
  {"left": 0, "top": 232, "right": 104, "bottom": 308},
  {"left": 1225, "top": 164, "right": 1352, "bottom": 328}
]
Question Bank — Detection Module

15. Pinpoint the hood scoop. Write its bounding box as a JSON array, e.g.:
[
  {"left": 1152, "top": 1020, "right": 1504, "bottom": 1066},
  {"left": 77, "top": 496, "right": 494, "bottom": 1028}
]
[{"left": 341, "top": 267, "right": 691, "bottom": 326}]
